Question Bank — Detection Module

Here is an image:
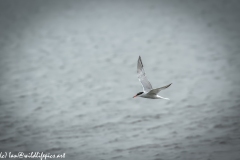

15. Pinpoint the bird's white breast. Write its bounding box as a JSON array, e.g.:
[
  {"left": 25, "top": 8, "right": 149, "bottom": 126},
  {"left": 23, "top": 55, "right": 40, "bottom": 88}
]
[{"left": 139, "top": 93, "right": 161, "bottom": 99}]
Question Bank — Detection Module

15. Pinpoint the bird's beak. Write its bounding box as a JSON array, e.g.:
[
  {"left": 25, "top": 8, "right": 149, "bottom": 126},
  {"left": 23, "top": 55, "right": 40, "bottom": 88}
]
[{"left": 133, "top": 95, "right": 137, "bottom": 98}]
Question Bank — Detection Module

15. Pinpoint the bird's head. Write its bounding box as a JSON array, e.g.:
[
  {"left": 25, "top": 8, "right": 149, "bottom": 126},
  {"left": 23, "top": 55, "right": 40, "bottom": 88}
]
[{"left": 133, "top": 92, "right": 144, "bottom": 98}]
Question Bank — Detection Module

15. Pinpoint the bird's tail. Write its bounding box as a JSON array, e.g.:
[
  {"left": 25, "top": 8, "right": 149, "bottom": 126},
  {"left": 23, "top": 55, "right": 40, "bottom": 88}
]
[{"left": 157, "top": 95, "right": 170, "bottom": 100}]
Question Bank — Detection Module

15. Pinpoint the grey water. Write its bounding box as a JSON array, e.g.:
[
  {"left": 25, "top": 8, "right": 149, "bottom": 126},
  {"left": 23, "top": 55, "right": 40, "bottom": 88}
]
[{"left": 0, "top": 1, "right": 240, "bottom": 160}]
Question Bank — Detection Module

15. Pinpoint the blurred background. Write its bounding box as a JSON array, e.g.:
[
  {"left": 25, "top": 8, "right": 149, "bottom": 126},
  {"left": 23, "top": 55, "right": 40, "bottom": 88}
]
[{"left": 0, "top": 0, "right": 240, "bottom": 160}]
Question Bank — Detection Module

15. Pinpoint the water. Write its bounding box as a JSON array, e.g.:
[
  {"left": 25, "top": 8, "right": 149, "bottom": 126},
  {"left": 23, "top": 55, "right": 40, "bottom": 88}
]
[{"left": 0, "top": 1, "right": 240, "bottom": 160}]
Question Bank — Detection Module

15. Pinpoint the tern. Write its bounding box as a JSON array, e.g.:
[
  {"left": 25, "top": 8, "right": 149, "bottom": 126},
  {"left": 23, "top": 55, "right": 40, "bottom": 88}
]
[{"left": 133, "top": 56, "right": 172, "bottom": 99}]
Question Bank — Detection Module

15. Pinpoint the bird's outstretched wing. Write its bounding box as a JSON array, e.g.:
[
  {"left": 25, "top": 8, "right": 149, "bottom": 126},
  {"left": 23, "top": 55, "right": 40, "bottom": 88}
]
[
  {"left": 137, "top": 56, "right": 153, "bottom": 92},
  {"left": 148, "top": 83, "right": 172, "bottom": 95}
]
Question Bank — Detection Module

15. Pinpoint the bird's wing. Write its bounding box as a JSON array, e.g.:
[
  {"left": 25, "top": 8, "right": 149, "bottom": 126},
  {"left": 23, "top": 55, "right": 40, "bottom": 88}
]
[
  {"left": 137, "top": 56, "right": 153, "bottom": 92},
  {"left": 147, "top": 83, "right": 172, "bottom": 95}
]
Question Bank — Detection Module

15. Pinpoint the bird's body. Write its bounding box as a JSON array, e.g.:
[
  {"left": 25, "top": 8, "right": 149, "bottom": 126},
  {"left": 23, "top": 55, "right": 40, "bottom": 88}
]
[
  {"left": 139, "top": 93, "right": 169, "bottom": 99},
  {"left": 133, "top": 56, "right": 172, "bottom": 100}
]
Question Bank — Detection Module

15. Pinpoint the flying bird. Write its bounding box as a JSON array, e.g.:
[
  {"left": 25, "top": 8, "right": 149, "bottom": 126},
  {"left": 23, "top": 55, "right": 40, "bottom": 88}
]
[{"left": 133, "top": 56, "right": 172, "bottom": 99}]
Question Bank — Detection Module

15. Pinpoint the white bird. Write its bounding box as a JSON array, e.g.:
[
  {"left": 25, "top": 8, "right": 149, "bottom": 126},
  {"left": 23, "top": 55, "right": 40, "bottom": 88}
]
[{"left": 133, "top": 56, "right": 172, "bottom": 99}]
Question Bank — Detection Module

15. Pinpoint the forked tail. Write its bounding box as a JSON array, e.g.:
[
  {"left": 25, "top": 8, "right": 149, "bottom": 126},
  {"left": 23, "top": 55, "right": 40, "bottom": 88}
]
[{"left": 157, "top": 95, "right": 170, "bottom": 100}]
